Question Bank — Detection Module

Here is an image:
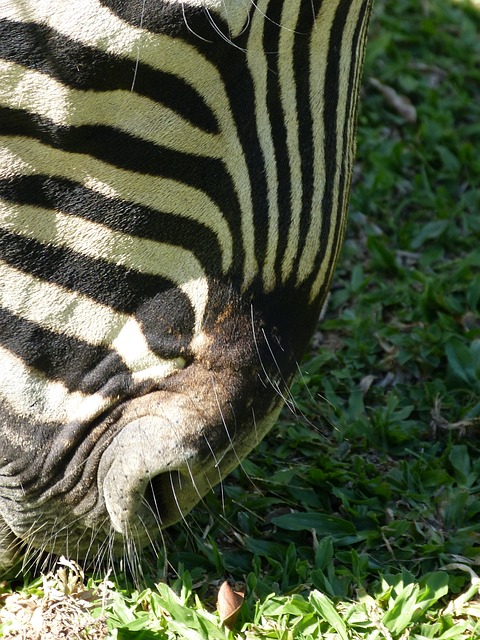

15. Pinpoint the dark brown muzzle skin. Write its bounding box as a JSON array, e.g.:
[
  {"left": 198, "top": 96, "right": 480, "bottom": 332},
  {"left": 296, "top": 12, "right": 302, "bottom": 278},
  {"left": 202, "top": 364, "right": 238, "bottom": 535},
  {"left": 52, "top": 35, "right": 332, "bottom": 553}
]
[{"left": 0, "top": 0, "right": 373, "bottom": 568}]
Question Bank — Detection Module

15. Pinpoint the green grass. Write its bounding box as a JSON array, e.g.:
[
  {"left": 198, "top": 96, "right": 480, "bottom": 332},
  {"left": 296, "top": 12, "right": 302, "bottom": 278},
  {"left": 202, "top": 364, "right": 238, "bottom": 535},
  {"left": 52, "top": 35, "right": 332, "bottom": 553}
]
[{"left": 1, "top": 0, "right": 480, "bottom": 638}]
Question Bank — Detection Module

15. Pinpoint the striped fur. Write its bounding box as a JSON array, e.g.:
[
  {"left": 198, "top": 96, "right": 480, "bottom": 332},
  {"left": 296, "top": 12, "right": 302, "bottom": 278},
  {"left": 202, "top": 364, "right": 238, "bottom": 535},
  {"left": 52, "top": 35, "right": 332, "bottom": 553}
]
[{"left": 0, "top": 0, "right": 372, "bottom": 567}]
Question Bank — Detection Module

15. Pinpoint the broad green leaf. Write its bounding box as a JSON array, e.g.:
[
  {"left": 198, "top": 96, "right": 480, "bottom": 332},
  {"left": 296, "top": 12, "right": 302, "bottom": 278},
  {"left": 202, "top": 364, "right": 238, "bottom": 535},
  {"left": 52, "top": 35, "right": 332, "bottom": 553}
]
[
  {"left": 449, "top": 446, "right": 471, "bottom": 486},
  {"left": 117, "top": 630, "right": 164, "bottom": 640},
  {"left": 437, "top": 623, "right": 472, "bottom": 639},
  {"left": 415, "top": 572, "right": 449, "bottom": 616},
  {"left": 367, "top": 235, "right": 401, "bottom": 275},
  {"left": 271, "top": 512, "right": 356, "bottom": 536},
  {"left": 309, "top": 590, "right": 349, "bottom": 640},
  {"left": 260, "top": 594, "right": 313, "bottom": 617},
  {"left": 445, "top": 339, "right": 478, "bottom": 386},
  {"left": 411, "top": 220, "right": 449, "bottom": 249},
  {"left": 149, "top": 584, "right": 197, "bottom": 626},
  {"left": 107, "top": 592, "right": 138, "bottom": 626},
  {"left": 315, "top": 536, "right": 334, "bottom": 570},
  {"left": 166, "top": 620, "right": 209, "bottom": 640},
  {"left": 121, "top": 614, "right": 154, "bottom": 631},
  {"left": 382, "top": 583, "right": 419, "bottom": 634}
]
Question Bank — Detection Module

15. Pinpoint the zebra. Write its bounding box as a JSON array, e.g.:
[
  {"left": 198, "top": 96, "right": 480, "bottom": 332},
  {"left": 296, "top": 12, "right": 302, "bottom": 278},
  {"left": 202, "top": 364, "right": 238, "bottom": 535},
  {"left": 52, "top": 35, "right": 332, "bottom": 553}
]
[{"left": 0, "top": 0, "right": 373, "bottom": 569}]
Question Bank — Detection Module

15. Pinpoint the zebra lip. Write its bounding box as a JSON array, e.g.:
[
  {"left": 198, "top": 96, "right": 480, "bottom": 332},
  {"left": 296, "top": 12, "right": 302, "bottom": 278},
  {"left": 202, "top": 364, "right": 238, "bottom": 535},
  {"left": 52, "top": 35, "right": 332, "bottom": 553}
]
[{"left": 98, "top": 414, "right": 215, "bottom": 535}]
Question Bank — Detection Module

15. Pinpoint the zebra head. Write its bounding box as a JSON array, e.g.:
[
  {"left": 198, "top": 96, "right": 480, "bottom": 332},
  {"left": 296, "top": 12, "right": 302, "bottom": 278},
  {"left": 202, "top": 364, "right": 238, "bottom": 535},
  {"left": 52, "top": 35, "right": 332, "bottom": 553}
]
[{"left": 0, "top": 0, "right": 372, "bottom": 568}]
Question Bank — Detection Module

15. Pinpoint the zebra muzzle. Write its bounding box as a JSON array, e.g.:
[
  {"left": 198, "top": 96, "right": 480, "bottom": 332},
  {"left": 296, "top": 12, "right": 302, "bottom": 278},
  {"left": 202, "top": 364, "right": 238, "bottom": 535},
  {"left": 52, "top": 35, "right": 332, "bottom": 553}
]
[{"left": 99, "top": 414, "right": 215, "bottom": 536}]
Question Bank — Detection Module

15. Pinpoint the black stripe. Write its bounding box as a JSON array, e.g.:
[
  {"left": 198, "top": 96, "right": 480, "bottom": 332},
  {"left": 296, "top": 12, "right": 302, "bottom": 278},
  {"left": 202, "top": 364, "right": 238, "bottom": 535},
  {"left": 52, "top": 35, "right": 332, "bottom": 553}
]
[
  {"left": 216, "top": 54, "right": 268, "bottom": 278},
  {"left": 331, "top": 0, "right": 370, "bottom": 261},
  {"left": 262, "top": 1, "right": 293, "bottom": 280},
  {"left": 0, "top": 229, "right": 172, "bottom": 312},
  {"left": 0, "top": 175, "right": 224, "bottom": 277},
  {"left": 99, "top": 0, "right": 203, "bottom": 35},
  {"left": 0, "top": 19, "right": 218, "bottom": 133},
  {"left": 319, "top": 0, "right": 350, "bottom": 262},
  {"left": 223, "top": 50, "right": 268, "bottom": 275},
  {"left": 313, "top": 0, "right": 371, "bottom": 302},
  {"left": 279, "top": 1, "right": 323, "bottom": 284},
  {"left": 1, "top": 106, "right": 218, "bottom": 185},
  {"left": 0, "top": 306, "right": 130, "bottom": 392}
]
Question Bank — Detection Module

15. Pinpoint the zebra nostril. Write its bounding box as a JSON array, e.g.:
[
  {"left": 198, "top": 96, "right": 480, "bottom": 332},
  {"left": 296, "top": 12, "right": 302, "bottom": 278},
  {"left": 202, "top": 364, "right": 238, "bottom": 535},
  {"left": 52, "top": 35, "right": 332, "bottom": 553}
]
[
  {"left": 143, "top": 475, "right": 165, "bottom": 519},
  {"left": 100, "top": 410, "right": 211, "bottom": 537},
  {"left": 143, "top": 471, "right": 180, "bottom": 526}
]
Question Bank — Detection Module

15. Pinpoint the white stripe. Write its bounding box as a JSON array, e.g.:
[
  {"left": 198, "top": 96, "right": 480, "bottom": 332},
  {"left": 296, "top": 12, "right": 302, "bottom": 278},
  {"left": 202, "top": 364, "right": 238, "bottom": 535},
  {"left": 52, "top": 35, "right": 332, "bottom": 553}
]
[
  {"left": 0, "top": 260, "right": 187, "bottom": 375},
  {"left": 113, "top": 318, "right": 186, "bottom": 380},
  {"left": 0, "top": 199, "right": 205, "bottom": 284},
  {"left": 0, "top": 137, "right": 233, "bottom": 273},
  {"left": 279, "top": 0, "right": 304, "bottom": 284},
  {"left": 0, "top": 344, "right": 112, "bottom": 423},
  {"left": 1, "top": 0, "right": 147, "bottom": 60},
  {"left": 0, "top": 61, "right": 222, "bottom": 158},
  {"left": 0, "top": 260, "right": 126, "bottom": 346}
]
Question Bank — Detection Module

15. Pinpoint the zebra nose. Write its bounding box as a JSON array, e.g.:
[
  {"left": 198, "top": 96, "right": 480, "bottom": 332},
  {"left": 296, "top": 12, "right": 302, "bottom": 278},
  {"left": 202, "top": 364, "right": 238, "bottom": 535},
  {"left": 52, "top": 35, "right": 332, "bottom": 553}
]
[
  {"left": 99, "top": 415, "right": 210, "bottom": 536},
  {"left": 106, "top": 468, "right": 195, "bottom": 535}
]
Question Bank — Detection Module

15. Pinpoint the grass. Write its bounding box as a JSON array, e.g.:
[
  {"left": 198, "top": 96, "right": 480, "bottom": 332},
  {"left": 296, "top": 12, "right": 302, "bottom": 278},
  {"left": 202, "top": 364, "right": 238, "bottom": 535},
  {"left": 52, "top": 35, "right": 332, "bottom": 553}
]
[{"left": 1, "top": 0, "right": 480, "bottom": 637}]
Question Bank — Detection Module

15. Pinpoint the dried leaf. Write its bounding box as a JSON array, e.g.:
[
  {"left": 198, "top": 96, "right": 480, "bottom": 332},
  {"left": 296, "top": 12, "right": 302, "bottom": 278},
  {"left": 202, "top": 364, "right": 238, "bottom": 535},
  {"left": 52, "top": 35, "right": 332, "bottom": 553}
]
[
  {"left": 217, "top": 581, "right": 244, "bottom": 629},
  {"left": 369, "top": 77, "right": 417, "bottom": 123},
  {"left": 359, "top": 375, "right": 375, "bottom": 394},
  {"left": 430, "top": 397, "right": 480, "bottom": 437}
]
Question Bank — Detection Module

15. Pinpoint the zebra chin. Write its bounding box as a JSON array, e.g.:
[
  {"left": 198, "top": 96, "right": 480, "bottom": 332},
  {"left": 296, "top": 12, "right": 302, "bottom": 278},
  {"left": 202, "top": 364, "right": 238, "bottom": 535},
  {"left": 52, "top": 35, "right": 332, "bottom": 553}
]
[
  {"left": 0, "top": 355, "right": 286, "bottom": 569},
  {"left": 0, "top": 281, "right": 312, "bottom": 569},
  {"left": 0, "top": 404, "right": 284, "bottom": 569}
]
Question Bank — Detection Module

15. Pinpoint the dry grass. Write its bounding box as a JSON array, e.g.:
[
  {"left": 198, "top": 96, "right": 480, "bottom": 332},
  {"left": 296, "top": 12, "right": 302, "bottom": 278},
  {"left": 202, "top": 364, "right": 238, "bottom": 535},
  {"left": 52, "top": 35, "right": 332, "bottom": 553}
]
[{"left": 0, "top": 559, "right": 109, "bottom": 640}]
